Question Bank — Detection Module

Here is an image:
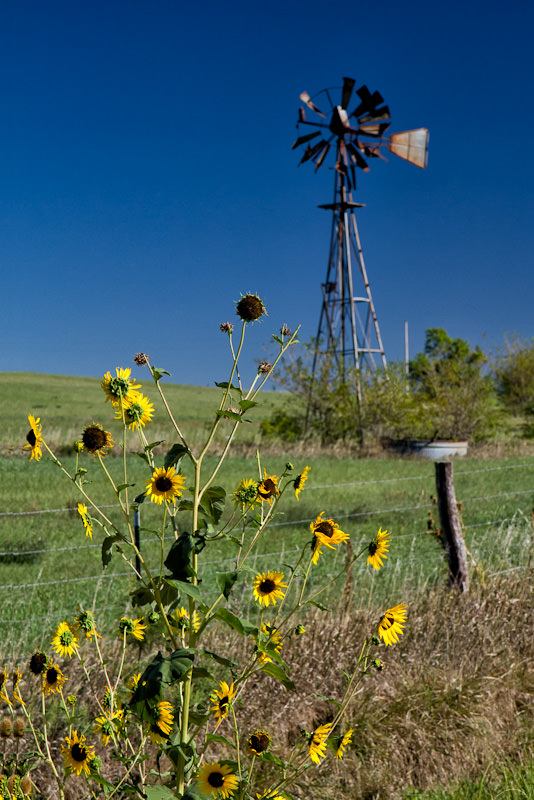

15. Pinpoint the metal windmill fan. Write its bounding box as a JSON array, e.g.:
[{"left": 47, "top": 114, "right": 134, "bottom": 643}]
[{"left": 293, "top": 76, "right": 428, "bottom": 426}]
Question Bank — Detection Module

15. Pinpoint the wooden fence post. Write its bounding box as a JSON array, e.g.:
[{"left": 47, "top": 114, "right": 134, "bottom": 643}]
[{"left": 434, "top": 460, "right": 469, "bottom": 592}]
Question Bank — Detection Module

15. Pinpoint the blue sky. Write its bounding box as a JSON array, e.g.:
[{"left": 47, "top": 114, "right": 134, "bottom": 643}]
[{"left": 2, "top": 0, "right": 534, "bottom": 387}]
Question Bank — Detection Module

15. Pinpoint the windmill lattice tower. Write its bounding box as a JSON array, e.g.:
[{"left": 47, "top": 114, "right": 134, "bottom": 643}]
[{"left": 294, "top": 76, "right": 429, "bottom": 399}]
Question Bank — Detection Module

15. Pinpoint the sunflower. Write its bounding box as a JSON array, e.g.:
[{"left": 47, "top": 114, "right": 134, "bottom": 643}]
[
  {"left": 336, "top": 728, "right": 353, "bottom": 759},
  {"left": 257, "top": 623, "right": 283, "bottom": 664},
  {"left": 52, "top": 621, "right": 79, "bottom": 658},
  {"left": 12, "top": 667, "right": 25, "bottom": 706},
  {"left": 378, "top": 603, "right": 407, "bottom": 646},
  {"left": 197, "top": 762, "right": 239, "bottom": 798},
  {"left": 118, "top": 617, "right": 146, "bottom": 642},
  {"left": 236, "top": 293, "right": 266, "bottom": 322},
  {"left": 0, "top": 668, "right": 12, "bottom": 706},
  {"left": 367, "top": 527, "right": 391, "bottom": 571},
  {"left": 62, "top": 730, "right": 95, "bottom": 777},
  {"left": 28, "top": 652, "right": 48, "bottom": 676},
  {"left": 293, "top": 466, "right": 310, "bottom": 500},
  {"left": 101, "top": 367, "right": 141, "bottom": 405},
  {"left": 210, "top": 681, "right": 235, "bottom": 722},
  {"left": 145, "top": 466, "right": 186, "bottom": 504},
  {"left": 77, "top": 503, "right": 93, "bottom": 540},
  {"left": 23, "top": 414, "right": 43, "bottom": 461},
  {"left": 232, "top": 478, "right": 260, "bottom": 509},
  {"left": 310, "top": 512, "right": 349, "bottom": 564},
  {"left": 247, "top": 730, "right": 271, "bottom": 755},
  {"left": 42, "top": 664, "right": 67, "bottom": 696},
  {"left": 126, "top": 673, "right": 141, "bottom": 692},
  {"left": 308, "top": 722, "right": 332, "bottom": 764},
  {"left": 94, "top": 711, "right": 123, "bottom": 745},
  {"left": 74, "top": 608, "right": 99, "bottom": 640},
  {"left": 252, "top": 571, "right": 287, "bottom": 607},
  {"left": 81, "top": 423, "right": 114, "bottom": 456},
  {"left": 256, "top": 472, "right": 279, "bottom": 504},
  {"left": 115, "top": 392, "right": 154, "bottom": 430},
  {"left": 173, "top": 607, "right": 201, "bottom": 632},
  {"left": 149, "top": 701, "right": 174, "bottom": 743}
]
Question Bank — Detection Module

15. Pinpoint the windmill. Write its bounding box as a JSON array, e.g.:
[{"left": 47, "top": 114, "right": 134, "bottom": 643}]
[{"left": 293, "top": 76, "right": 428, "bottom": 419}]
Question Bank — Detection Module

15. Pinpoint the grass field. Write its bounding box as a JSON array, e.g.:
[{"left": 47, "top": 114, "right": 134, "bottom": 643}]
[{"left": 2, "top": 372, "right": 534, "bottom": 799}]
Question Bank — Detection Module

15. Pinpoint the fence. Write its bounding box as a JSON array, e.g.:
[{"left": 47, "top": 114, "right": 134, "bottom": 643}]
[{"left": 1, "top": 457, "right": 533, "bottom": 658}]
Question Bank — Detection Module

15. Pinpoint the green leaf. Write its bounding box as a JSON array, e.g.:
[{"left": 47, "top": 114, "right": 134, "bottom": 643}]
[
  {"left": 202, "top": 486, "right": 226, "bottom": 525},
  {"left": 165, "top": 579, "right": 202, "bottom": 603},
  {"left": 181, "top": 786, "right": 205, "bottom": 800},
  {"left": 259, "top": 750, "right": 289, "bottom": 767},
  {"left": 215, "top": 608, "right": 258, "bottom": 638},
  {"left": 216, "top": 570, "right": 239, "bottom": 599},
  {"left": 192, "top": 666, "right": 214, "bottom": 681},
  {"left": 272, "top": 334, "right": 283, "bottom": 345},
  {"left": 116, "top": 483, "right": 135, "bottom": 493},
  {"left": 238, "top": 399, "right": 258, "bottom": 412},
  {"left": 135, "top": 451, "right": 149, "bottom": 464},
  {"left": 200, "top": 649, "right": 237, "bottom": 669},
  {"left": 146, "top": 440, "right": 165, "bottom": 451},
  {"left": 144, "top": 788, "right": 176, "bottom": 800},
  {"left": 215, "top": 381, "right": 243, "bottom": 396},
  {"left": 130, "top": 586, "right": 154, "bottom": 607},
  {"left": 215, "top": 409, "right": 242, "bottom": 422},
  {"left": 164, "top": 443, "right": 189, "bottom": 470},
  {"left": 205, "top": 733, "right": 236, "bottom": 749},
  {"left": 101, "top": 535, "right": 120, "bottom": 568},
  {"left": 152, "top": 367, "right": 171, "bottom": 382},
  {"left": 130, "top": 650, "right": 195, "bottom": 710},
  {"left": 133, "top": 491, "right": 147, "bottom": 504},
  {"left": 307, "top": 600, "right": 330, "bottom": 612},
  {"left": 164, "top": 533, "right": 194, "bottom": 581},
  {"left": 188, "top": 709, "right": 211, "bottom": 726},
  {"left": 260, "top": 662, "right": 296, "bottom": 691}
]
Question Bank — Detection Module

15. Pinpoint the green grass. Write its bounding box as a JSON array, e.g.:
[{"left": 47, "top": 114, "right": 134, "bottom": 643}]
[{"left": 403, "top": 759, "right": 534, "bottom": 799}]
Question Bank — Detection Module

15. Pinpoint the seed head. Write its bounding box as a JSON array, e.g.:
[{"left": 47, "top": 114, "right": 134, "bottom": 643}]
[
  {"left": 134, "top": 352, "right": 149, "bottom": 366},
  {"left": 236, "top": 293, "right": 266, "bottom": 322}
]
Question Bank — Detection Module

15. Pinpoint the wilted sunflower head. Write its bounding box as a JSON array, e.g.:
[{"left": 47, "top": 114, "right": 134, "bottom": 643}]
[
  {"left": 236, "top": 293, "right": 266, "bottom": 322},
  {"left": 81, "top": 423, "right": 114, "bottom": 456},
  {"left": 257, "top": 472, "right": 279, "bottom": 504},
  {"left": 248, "top": 730, "right": 271, "bottom": 755},
  {"left": 28, "top": 652, "right": 48, "bottom": 676}
]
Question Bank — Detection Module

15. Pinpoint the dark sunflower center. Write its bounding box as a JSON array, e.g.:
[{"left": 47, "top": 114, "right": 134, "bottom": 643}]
[
  {"left": 26, "top": 429, "right": 37, "bottom": 446},
  {"left": 250, "top": 733, "right": 269, "bottom": 752},
  {"left": 46, "top": 668, "right": 58, "bottom": 685},
  {"left": 219, "top": 695, "right": 229, "bottom": 709},
  {"left": 368, "top": 541, "right": 378, "bottom": 556},
  {"left": 155, "top": 476, "right": 173, "bottom": 492},
  {"left": 208, "top": 771, "right": 224, "bottom": 788},
  {"left": 236, "top": 294, "right": 264, "bottom": 321},
  {"left": 82, "top": 427, "right": 107, "bottom": 450},
  {"left": 260, "top": 579, "right": 276, "bottom": 594},
  {"left": 315, "top": 521, "right": 334, "bottom": 538},
  {"left": 29, "top": 653, "right": 47, "bottom": 675},
  {"left": 0, "top": 675, "right": 5, "bottom": 690},
  {"left": 382, "top": 614, "right": 394, "bottom": 629},
  {"left": 258, "top": 479, "right": 276, "bottom": 498},
  {"left": 72, "top": 743, "right": 87, "bottom": 762}
]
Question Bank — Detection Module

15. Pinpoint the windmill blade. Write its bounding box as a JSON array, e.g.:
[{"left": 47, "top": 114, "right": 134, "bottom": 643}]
[
  {"left": 299, "top": 91, "right": 326, "bottom": 118},
  {"left": 299, "top": 139, "right": 330, "bottom": 164},
  {"left": 298, "top": 107, "right": 306, "bottom": 122},
  {"left": 314, "top": 142, "right": 331, "bottom": 170},
  {"left": 352, "top": 85, "right": 384, "bottom": 117},
  {"left": 358, "top": 122, "right": 391, "bottom": 138},
  {"left": 358, "top": 105, "right": 391, "bottom": 124},
  {"left": 291, "top": 130, "right": 321, "bottom": 150},
  {"left": 341, "top": 76, "right": 355, "bottom": 109},
  {"left": 347, "top": 142, "right": 369, "bottom": 171},
  {"left": 388, "top": 128, "right": 429, "bottom": 168},
  {"left": 362, "top": 143, "right": 387, "bottom": 161}
]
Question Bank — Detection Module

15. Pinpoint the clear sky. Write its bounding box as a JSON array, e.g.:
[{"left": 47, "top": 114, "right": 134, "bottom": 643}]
[{"left": 2, "top": 0, "right": 534, "bottom": 387}]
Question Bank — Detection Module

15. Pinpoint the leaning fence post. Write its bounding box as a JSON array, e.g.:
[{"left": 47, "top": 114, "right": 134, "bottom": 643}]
[{"left": 434, "top": 460, "right": 469, "bottom": 592}]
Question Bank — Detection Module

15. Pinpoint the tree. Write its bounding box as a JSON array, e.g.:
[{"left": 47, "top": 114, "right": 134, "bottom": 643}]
[{"left": 492, "top": 334, "right": 534, "bottom": 412}]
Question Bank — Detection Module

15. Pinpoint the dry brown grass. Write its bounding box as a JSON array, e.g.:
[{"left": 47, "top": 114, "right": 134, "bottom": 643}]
[{"left": 12, "top": 570, "right": 533, "bottom": 799}]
